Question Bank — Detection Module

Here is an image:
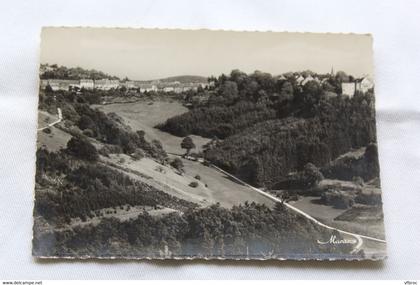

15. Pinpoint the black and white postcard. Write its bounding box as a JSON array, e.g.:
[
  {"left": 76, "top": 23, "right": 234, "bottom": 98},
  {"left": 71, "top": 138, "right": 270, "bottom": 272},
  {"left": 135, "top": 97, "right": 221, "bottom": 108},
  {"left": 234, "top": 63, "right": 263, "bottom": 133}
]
[{"left": 33, "top": 28, "right": 386, "bottom": 260}]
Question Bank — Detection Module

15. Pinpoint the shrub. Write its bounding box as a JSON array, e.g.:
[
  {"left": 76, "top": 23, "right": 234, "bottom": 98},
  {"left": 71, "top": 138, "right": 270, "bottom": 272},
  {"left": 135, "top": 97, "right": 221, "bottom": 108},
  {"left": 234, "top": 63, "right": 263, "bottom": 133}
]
[
  {"left": 189, "top": 181, "right": 199, "bottom": 188},
  {"left": 155, "top": 166, "right": 166, "bottom": 173},
  {"left": 42, "top": 128, "right": 52, "bottom": 134},
  {"left": 355, "top": 191, "right": 382, "bottom": 205},
  {"left": 131, "top": 149, "right": 145, "bottom": 161},
  {"left": 66, "top": 136, "right": 99, "bottom": 161},
  {"left": 352, "top": 176, "right": 364, "bottom": 186},
  {"left": 98, "top": 146, "right": 110, "bottom": 157},
  {"left": 170, "top": 158, "right": 184, "bottom": 172},
  {"left": 321, "top": 190, "right": 354, "bottom": 209},
  {"left": 82, "top": 128, "right": 95, "bottom": 137},
  {"left": 301, "top": 163, "right": 324, "bottom": 188}
]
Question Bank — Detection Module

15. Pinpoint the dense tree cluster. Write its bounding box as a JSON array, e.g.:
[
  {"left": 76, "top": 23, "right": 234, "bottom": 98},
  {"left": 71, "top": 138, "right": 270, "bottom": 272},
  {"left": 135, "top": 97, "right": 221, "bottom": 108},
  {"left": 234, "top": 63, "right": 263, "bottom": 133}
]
[
  {"left": 33, "top": 202, "right": 353, "bottom": 258},
  {"left": 158, "top": 70, "right": 377, "bottom": 188},
  {"left": 39, "top": 88, "right": 168, "bottom": 161},
  {"left": 73, "top": 104, "right": 166, "bottom": 159},
  {"left": 322, "top": 143, "right": 380, "bottom": 182},
  {"left": 66, "top": 136, "right": 99, "bottom": 161},
  {"left": 40, "top": 64, "right": 120, "bottom": 80},
  {"left": 205, "top": 93, "right": 377, "bottom": 188},
  {"left": 157, "top": 101, "right": 277, "bottom": 139}
]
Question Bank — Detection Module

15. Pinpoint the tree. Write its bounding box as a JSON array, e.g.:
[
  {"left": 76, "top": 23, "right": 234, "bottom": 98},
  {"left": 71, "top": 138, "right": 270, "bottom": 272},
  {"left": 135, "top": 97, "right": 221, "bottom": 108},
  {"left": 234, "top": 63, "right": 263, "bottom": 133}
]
[
  {"left": 189, "top": 181, "right": 199, "bottom": 188},
  {"left": 78, "top": 115, "right": 96, "bottom": 132},
  {"left": 335, "top": 71, "right": 350, "bottom": 83},
  {"left": 279, "top": 81, "right": 294, "bottom": 102},
  {"left": 170, "top": 158, "right": 184, "bottom": 172},
  {"left": 220, "top": 81, "right": 238, "bottom": 102},
  {"left": 45, "top": 84, "right": 53, "bottom": 94},
  {"left": 66, "top": 136, "right": 99, "bottom": 161},
  {"left": 301, "top": 163, "right": 324, "bottom": 188},
  {"left": 274, "top": 201, "right": 286, "bottom": 212},
  {"left": 181, "top": 136, "right": 195, "bottom": 156}
]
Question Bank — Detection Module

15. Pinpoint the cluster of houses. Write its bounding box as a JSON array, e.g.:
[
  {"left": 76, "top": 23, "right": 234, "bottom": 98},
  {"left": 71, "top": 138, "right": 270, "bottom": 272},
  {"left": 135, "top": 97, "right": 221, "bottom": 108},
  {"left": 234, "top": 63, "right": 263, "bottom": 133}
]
[
  {"left": 40, "top": 73, "right": 373, "bottom": 98},
  {"left": 40, "top": 78, "right": 209, "bottom": 93},
  {"left": 291, "top": 73, "right": 374, "bottom": 98}
]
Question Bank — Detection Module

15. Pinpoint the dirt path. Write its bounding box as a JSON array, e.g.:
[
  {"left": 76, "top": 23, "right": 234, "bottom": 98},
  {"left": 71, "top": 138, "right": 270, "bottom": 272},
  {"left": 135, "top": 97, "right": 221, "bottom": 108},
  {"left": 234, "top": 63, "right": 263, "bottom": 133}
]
[{"left": 37, "top": 108, "right": 62, "bottom": 131}]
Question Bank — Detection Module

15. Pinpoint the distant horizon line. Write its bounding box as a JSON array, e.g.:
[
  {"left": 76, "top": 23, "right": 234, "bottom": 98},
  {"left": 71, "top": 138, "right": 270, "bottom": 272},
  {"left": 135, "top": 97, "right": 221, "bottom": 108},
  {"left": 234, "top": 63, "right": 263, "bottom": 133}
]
[{"left": 40, "top": 62, "right": 372, "bottom": 81}]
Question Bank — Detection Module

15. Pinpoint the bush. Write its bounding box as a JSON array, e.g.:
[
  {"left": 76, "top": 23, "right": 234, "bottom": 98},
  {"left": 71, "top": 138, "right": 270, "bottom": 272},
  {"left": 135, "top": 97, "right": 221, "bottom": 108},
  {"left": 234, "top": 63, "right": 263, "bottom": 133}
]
[
  {"left": 82, "top": 128, "right": 95, "bottom": 137},
  {"left": 321, "top": 190, "right": 354, "bottom": 209},
  {"left": 355, "top": 191, "right": 382, "bottom": 205},
  {"left": 155, "top": 166, "right": 165, "bottom": 173},
  {"left": 131, "top": 149, "right": 145, "bottom": 161},
  {"left": 170, "top": 158, "right": 184, "bottom": 172},
  {"left": 66, "top": 136, "right": 98, "bottom": 161},
  {"left": 301, "top": 163, "right": 324, "bottom": 188},
  {"left": 352, "top": 176, "right": 364, "bottom": 186},
  {"left": 189, "top": 181, "right": 199, "bottom": 188},
  {"left": 42, "top": 128, "right": 52, "bottom": 134},
  {"left": 98, "top": 146, "right": 110, "bottom": 157}
]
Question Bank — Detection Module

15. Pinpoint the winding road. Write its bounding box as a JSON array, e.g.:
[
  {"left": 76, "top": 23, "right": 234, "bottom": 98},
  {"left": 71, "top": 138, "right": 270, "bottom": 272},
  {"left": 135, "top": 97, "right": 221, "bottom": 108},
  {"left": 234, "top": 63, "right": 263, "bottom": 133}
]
[
  {"left": 208, "top": 162, "right": 386, "bottom": 254},
  {"left": 97, "top": 100, "right": 386, "bottom": 256}
]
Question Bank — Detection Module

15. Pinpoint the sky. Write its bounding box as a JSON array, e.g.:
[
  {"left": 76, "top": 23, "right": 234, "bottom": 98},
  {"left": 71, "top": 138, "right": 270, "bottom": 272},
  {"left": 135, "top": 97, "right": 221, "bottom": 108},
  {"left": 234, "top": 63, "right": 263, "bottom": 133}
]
[{"left": 40, "top": 28, "right": 373, "bottom": 81}]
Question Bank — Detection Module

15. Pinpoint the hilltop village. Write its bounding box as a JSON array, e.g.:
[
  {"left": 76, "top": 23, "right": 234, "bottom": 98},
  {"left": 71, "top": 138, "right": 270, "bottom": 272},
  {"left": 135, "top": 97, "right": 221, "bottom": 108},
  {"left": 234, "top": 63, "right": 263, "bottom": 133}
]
[{"left": 40, "top": 64, "right": 373, "bottom": 98}]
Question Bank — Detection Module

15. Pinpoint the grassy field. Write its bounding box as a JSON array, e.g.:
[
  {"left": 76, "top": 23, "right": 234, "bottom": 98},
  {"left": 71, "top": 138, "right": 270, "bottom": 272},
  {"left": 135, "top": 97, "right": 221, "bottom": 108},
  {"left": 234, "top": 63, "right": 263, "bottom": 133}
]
[
  {"left": 97, "top": 100, "right": 275, "bottom": 209},
  {"left": 96, "top": 100, "right": 210, "bottom": 155},
  {"left": 102, "top": 153, "right": 214, "bottom": 206},
  {"left": 37, "top": 112, "right": 71, "bottom": 152}
]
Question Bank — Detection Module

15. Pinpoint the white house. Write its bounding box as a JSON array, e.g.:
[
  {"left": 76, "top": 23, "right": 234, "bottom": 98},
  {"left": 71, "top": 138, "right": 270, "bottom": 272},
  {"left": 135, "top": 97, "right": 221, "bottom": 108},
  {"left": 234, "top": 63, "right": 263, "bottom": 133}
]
[
  {"left": 163, "top": 86, "right": 175, "bottom": 92},
  {"left": 355, "top": 76, "right": 374, "bottom": 93},
  {"left": 295, "top": 75, "right": 305, "bottom": 85},
  {"left": 341, "top": 82, "right": 356, "bottom": 97},
  {"left": 94, "top": 79, "right": 119, "bottom": 90},
  {"left": 80, "top": 79, "right": 94, "bottom": 89},
  {"left": 124, "top": 81, "right": 136, "bottom": 89},
  {"left": 42, "top": 79, "right": 79, "bottom": 91},
  {"left": 341, "top": 76, "right": 374, "bottom": 97},
  {"left": 301, "top": 75, "right": 314, "bottom": 86},
  {"left": 139, "top": 84, "right": 157, "bottom": 93}
]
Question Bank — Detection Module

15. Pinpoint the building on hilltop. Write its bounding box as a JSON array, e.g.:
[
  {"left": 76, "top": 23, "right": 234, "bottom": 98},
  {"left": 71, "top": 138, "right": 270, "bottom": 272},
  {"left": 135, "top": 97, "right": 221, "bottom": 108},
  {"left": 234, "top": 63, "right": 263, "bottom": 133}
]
[
  {"left": 355, "top": 77, "right": 374, "bottom": 93},
  {"left": 123, "top": 81, "right": 136, "bottom": 89},
  {"left": 41, "top": 79, "right": 79, "bottom": 91},
  {"left": 94, "top": 79, "right": 119, "bottom": 90},
  {"left": 138, "top": 84, "right": 157, "bottom": 93},
  {"left": 80, "top": 79, "right": 94, "bottom": 89},
  {"left": 341, "top": 76, "right": 374, "bottom": 97},
  {"left": 341, "top": 82, "right": 356, "bottom": 97}
]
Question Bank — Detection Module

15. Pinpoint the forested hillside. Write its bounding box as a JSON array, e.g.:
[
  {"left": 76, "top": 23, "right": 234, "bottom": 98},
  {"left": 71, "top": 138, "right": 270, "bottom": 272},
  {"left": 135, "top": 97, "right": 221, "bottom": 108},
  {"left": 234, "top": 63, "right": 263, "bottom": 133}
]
[
  {"left": 158, "top": 70, "right": 378, "bottom": 188},
  {"left": 34, "top": 201, "right": 353, "bottom": 258},
  {"left": 40, "top": 64, "right": 120, "bottom": 80}
]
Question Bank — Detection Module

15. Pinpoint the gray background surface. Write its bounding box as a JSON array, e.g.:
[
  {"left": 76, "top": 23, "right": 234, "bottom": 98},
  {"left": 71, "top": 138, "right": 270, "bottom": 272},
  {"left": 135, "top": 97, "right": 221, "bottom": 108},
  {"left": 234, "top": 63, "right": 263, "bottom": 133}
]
[{"left": 1, "top": 0, "right": 419, "bottom": 279}]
